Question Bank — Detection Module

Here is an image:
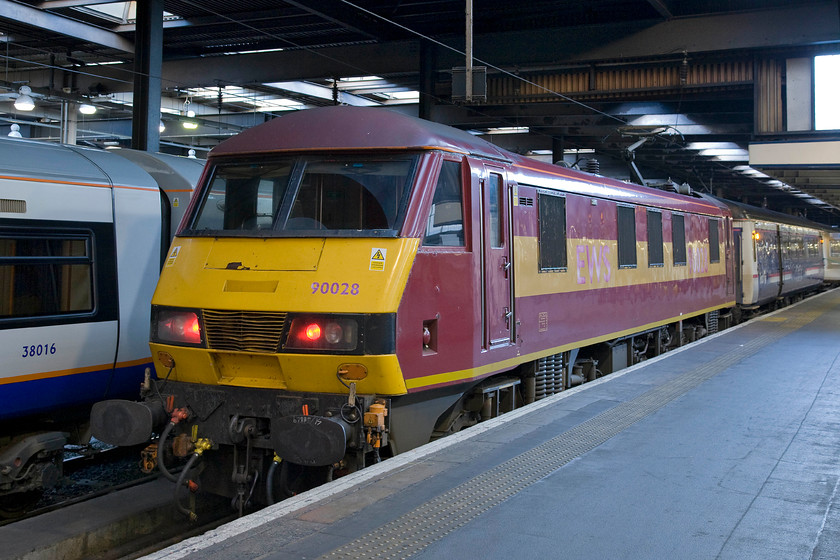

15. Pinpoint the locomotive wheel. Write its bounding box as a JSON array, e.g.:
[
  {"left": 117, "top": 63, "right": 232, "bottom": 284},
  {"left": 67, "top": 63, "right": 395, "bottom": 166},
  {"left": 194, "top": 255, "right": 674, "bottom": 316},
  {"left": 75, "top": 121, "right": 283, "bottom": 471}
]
[
  {"left": 276, "top": 462, "right": 331, "bottom": 498},
  {"left": 0, "top": 490, "right": 42, "bottom": 518}
]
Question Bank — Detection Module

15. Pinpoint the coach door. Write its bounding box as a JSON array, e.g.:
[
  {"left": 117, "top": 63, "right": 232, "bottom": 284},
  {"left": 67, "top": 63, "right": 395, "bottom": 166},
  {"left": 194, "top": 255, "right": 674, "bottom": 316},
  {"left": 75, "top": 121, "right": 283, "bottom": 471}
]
[
  {"left": 733, "top": 227, "right": 743, "bottom": 302},
  {"left": 725, "top": 218, "right": 735, "bottom": 297},
  {"left": 481, "top": 166, "right": 513, "bottom": 348}
]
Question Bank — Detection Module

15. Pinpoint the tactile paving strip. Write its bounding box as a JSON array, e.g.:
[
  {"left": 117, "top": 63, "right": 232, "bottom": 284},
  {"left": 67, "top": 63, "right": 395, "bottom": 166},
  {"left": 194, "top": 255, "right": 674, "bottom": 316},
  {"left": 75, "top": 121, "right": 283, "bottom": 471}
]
[{"left": 320, "top": 309, "right": 824, "bottom": 560}]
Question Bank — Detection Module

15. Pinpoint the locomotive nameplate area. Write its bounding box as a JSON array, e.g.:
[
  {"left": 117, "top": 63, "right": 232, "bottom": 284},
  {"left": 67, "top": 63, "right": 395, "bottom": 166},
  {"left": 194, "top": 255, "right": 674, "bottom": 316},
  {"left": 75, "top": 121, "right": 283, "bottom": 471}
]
[
  {"left": 204, "top": 238, "right": 324, "bottom": 271},
  {"left": 212, "top": 352, "right": 286, "bottom": 389},
  {"left": 223, "top": 280, "right": 279, "bottom": 293}
]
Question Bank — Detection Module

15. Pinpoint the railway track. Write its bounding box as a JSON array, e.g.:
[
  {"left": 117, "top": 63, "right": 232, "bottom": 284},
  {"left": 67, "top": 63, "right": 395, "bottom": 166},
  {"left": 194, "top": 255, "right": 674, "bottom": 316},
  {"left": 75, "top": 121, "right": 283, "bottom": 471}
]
[
  {"left": 0, "top": 474, "right": 235, "bottom": 560},
  {"left": 0, "top": 443, "right": 149, "bottom": 523}
]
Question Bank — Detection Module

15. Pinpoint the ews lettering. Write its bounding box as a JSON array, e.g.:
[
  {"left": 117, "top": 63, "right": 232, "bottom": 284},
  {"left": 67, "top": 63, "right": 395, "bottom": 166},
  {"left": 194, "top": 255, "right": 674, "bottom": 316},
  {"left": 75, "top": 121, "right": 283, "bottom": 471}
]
[{"left": 576, "top": 244, "right": 612, "bottom": 285}]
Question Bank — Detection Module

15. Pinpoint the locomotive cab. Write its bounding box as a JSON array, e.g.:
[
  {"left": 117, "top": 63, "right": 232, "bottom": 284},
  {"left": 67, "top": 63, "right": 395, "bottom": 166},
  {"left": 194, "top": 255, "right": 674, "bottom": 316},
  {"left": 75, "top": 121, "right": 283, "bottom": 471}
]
[{"left": 94, "top": 143, "right": 446, "bottom": 507}]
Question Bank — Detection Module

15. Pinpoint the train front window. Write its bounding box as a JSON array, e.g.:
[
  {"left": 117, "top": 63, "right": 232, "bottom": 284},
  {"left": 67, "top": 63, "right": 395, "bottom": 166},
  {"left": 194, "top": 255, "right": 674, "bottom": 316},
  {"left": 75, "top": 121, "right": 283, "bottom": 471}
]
[
  {"left": 188, "top": 155, "right": 417, "bottom": 236},
  {"left": 285, "top": 157, "right": 415, "bottom": 232},
  {"left": 192, "top": 162, "right": 292, "bottom": 231}
]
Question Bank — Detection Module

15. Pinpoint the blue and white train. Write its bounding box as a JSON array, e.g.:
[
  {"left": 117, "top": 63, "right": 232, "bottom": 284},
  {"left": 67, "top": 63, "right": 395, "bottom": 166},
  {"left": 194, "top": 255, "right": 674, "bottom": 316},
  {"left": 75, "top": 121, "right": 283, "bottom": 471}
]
[{"left": 0, "top": 137, "right": 202, "bottom": 514}]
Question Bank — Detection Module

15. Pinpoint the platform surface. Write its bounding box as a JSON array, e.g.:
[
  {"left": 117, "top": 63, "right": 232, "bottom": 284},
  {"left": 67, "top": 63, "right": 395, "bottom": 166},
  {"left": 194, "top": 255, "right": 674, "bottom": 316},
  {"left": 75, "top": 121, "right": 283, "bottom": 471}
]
[{"left": 147, "top": 289, "right": 840, "bottom": 560}]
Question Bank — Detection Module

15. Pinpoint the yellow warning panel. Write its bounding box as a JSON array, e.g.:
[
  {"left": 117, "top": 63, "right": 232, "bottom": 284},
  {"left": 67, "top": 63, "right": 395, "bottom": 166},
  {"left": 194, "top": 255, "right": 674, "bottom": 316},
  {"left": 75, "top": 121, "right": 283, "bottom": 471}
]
[{"left": 370, "top": 247, "right": 387, "bottom": 271}]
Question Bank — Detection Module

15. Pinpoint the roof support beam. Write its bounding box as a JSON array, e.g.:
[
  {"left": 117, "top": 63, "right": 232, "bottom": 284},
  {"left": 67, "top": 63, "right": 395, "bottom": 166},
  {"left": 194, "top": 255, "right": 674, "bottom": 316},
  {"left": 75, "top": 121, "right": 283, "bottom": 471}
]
[
  {"left": 37, "top": 0, "right": 119, "bottom": 8},
  {"left": 282, "top": 0, "right": 405, "bottom": 41},
  {"left": 261, "top": 81, "right": 377, "bottom": 106},
  {"left": 132, "top": 0, "right": 162, "bottom": 152},
  {"left": 0, "top": 0, "right": 134, "bottom": 53}
]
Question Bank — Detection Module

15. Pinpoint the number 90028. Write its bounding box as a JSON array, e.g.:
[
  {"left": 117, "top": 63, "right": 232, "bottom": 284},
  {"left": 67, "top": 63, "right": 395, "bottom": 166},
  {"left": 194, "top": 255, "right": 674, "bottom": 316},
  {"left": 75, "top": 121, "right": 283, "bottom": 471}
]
[{"left": 311, "top": 282, "right": 360, "bottom": 296}]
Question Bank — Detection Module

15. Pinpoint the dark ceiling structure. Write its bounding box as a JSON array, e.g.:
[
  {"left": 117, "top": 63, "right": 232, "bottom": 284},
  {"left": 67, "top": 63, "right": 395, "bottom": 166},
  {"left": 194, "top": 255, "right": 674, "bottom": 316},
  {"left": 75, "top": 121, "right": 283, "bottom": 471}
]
[{"left": 1, "top": 0, "right": 840, "bottom": 222}]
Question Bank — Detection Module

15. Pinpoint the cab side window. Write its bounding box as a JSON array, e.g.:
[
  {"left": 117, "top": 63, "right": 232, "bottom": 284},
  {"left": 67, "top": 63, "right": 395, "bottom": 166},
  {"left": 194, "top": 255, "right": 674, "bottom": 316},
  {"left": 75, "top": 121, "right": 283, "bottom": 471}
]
[{"left": 423, "top": 160, "right": 465, "bottom": 247}]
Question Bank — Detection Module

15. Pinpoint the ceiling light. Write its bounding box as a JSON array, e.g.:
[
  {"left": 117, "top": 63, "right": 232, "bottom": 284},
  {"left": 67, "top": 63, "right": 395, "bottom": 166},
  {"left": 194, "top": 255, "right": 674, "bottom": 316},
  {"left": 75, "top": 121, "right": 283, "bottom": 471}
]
[
  {"left": 79, "top": 103, "right": 97, "bottom": 115},
  {"left": 183, "top": 120, "right": 198, "bottom": 130},
  {"left": 698, "top": 149, "right": 748, "bottom": 158},
  {"left": 8, "top": 124, "right": 22, "bottom": 138},
  {"left": 14, "top": 86, "right": 35, "bottom": 111},
  {"left": 480, "top": 126, "right": 529, "bottom": 135},
  {"left": 159, "top": 120, "right": 165, "bottom": 133},
  {"left": 686, "top": 142, "right": 742, "bottom": 151}
]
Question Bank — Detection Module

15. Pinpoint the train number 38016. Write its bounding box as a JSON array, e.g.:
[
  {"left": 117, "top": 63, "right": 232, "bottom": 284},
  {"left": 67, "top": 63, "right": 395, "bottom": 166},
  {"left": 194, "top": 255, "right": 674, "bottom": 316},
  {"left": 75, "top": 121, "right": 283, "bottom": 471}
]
[
  {"left": 311, "top": 282, "right": 360, "bottom": 295},
  {"left": 22, "top": 343, "right": 57, "bottom": 358}
]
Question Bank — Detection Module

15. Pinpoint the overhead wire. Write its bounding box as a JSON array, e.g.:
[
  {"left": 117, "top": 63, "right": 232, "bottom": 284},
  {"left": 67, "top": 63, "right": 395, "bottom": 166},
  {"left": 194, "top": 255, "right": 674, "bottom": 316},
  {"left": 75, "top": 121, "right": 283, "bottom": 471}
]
[
  {"left": 172, "top": 0, "right": 620, "bottom": 150},
  {"left": 337, "top": 0, "right": 627, "bottom": 125},
  {"left": 1, "top": 1, "right": 626, "bottom": 134}
]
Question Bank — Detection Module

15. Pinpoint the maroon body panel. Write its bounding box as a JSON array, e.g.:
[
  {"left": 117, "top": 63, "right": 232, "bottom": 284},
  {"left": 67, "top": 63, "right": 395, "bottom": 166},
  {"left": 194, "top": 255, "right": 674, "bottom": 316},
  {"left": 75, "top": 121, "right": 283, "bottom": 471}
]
[{"left": 396, "top": 139, "right": 733, "bottom": 392}]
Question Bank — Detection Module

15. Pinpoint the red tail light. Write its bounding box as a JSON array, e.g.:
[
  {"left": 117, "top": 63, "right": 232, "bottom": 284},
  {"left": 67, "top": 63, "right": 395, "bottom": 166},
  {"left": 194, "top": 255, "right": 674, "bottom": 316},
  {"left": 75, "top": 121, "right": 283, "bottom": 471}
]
[
  {"left": 303, "top": 322, "right": 322, "bottom": 342},
  {"left": 286, "top": 316, "right": 358, "bottom": 351},
  {"left": 154, "top": 308, "right": 204, "bottom": 346}
]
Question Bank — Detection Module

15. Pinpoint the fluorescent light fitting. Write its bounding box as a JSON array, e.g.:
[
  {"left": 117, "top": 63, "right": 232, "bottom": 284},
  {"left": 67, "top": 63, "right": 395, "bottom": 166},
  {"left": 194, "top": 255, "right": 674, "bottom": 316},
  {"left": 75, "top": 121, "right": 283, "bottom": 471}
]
[
  {"left": 687, "top": 142, "right": 742, "bottom": 151},
  {"left": 711, "top": 155, "right": 750, "bottom": 162},
  {"left": 699, "top": 149, "right": 748, "bottom": 157},
  {"left": 14, "top": 86, "right": 34, "bottom": 111},
  {"left": 482, "top": 127, "right": 529, "bottom": 135}
]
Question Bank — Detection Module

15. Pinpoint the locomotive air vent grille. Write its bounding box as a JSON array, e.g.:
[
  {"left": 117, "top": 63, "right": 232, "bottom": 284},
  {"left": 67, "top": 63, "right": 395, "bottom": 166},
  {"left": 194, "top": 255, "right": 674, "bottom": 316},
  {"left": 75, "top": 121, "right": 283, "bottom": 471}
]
[
  {"left": 202, "top": 309, "right": 287, "bottom": 353},
  {"left": 0, "top": 199, "right": 26, "bottom": 213},
  {"left": 518, "top": 197, "right": 534, "bottom": 207}
]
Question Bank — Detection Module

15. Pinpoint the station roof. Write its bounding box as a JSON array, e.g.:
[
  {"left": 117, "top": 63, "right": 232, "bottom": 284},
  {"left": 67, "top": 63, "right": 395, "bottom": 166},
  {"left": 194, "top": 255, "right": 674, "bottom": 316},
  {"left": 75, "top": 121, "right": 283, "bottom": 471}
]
[{"left": 1, "top": 0, "right": 839, "bottom": 223}]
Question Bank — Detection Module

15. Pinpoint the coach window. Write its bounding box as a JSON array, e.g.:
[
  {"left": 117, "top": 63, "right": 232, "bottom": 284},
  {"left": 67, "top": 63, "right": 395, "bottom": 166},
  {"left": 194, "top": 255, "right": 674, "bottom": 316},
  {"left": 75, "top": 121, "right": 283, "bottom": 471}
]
[
  {"left": 808, "top": 236, "right": 820, "bottom": 258},
  {"left": 672, "top": 214, "right": 687, "bottom": 266},
  {"left": 617, "top": 205, "right": 637, "bottom": 268},
  {"left": 647, "top": 209, "right": 664, "bottom": 267},
  {"left": 423, "top": 159, "right": 465, "bottom": 247},
  {"left": 831, "top": 237, "right": 840, "bottom": 258},
  {"left": 538, "top": 193, "right": 567, "bottom": 271},
  {"left": 0, "top": 233, "right": 93, "bottom": 319},
  {"left": 708, "top": 218, "right": 721, "bottom": 263}
]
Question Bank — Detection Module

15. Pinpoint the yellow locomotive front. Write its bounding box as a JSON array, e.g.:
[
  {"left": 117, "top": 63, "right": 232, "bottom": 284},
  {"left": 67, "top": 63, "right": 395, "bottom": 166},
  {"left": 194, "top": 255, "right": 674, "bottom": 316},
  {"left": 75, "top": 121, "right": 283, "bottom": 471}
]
[{"left": 94, "top": 149, "right": 425, "bottom": 509}]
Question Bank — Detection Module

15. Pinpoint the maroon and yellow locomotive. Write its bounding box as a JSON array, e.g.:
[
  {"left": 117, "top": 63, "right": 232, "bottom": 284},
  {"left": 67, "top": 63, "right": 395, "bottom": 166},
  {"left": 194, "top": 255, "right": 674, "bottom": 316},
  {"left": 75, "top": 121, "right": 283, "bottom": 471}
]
[{"left": 95, "top": 106, "right": 821, "bottom": 512}]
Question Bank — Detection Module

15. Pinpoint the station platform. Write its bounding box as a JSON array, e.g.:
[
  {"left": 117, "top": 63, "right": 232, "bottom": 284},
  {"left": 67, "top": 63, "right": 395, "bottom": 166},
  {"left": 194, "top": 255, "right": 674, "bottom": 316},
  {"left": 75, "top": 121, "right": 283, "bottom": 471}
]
[{"left": 147, "top": 289, "right": 840, "bottom": 560}]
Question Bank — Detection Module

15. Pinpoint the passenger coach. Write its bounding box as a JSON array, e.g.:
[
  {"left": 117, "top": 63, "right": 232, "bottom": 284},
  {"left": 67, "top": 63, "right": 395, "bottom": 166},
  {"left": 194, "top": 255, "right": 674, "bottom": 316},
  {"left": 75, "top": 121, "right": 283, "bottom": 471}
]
[{"left": 0, "top": 138, "right": 200, "bottom": 514}]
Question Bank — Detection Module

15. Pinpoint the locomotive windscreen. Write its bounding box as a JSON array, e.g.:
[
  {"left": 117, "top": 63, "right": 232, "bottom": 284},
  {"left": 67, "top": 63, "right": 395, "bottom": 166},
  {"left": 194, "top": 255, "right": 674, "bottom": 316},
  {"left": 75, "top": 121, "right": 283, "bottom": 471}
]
[{"left": 188, "top": 155, "right": 418, "bottom": 236}]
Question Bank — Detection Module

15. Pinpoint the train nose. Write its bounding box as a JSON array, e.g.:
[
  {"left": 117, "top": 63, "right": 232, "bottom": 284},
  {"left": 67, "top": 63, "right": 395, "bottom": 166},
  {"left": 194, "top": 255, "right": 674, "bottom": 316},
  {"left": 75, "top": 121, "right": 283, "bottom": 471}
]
[{"left": 91, "top": 399, "right": 167, "bottom": 446}]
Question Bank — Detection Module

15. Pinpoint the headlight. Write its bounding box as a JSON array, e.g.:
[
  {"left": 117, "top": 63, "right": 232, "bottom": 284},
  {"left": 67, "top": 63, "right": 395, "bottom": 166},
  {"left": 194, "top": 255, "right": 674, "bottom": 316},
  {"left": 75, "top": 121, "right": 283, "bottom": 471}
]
[
  {"left": 285, "top": 316, "right": 358, "bottom": 351},
  {"left": 151, "top": 306, "right": 205, "bottom": 347}
]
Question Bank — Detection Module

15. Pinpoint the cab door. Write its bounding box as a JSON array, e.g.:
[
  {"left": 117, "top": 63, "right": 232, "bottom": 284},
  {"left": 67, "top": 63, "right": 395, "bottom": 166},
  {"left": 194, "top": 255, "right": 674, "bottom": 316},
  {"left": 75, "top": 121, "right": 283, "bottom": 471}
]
[
  {"left": 481, "top": 166, "right": 513, "bottom": 348},
  {"left": 725, "top": 217, "right": 735, "bottom": 297}
]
